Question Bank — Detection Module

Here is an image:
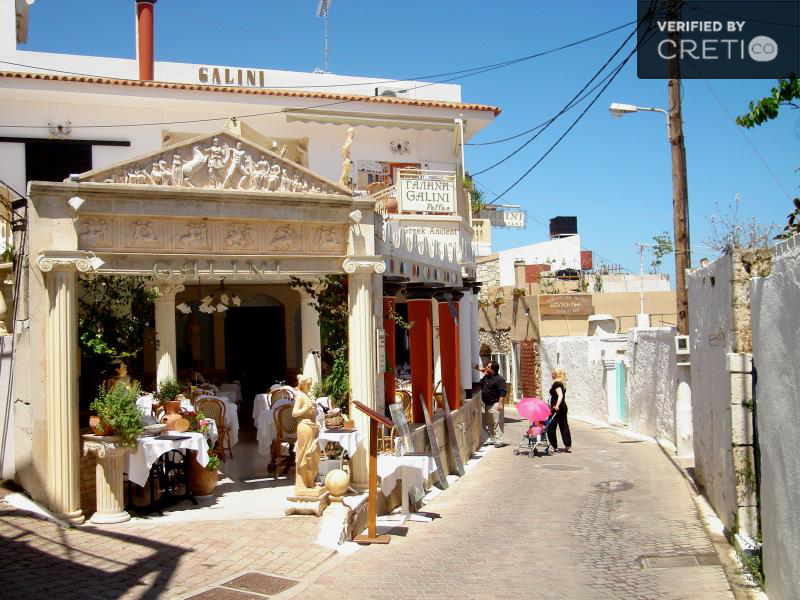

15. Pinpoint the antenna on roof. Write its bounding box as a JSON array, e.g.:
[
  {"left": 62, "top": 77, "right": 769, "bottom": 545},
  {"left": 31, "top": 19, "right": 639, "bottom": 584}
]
[{"left": 315, "top": 0, "right": 331, "bottom": 73}]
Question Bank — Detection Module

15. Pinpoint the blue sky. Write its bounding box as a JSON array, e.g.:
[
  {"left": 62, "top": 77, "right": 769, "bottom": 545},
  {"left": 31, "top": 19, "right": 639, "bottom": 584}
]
[{"left": 21, "top": 0, "right": 798, "bottom": 279}]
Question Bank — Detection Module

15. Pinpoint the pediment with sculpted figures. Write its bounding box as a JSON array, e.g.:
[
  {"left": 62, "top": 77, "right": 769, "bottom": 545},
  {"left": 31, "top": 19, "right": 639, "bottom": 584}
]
[{"left": 76, "top": 130, "right": 352, "bottom": 196}]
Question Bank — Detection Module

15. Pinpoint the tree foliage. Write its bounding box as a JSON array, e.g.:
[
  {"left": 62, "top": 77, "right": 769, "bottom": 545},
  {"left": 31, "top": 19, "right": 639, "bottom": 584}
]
[
  {"left": 736, "top": 76, "right": 800, "bottom": 128},
  {"left": 650, "top": 231, "right": 673, "bottom": 273}
]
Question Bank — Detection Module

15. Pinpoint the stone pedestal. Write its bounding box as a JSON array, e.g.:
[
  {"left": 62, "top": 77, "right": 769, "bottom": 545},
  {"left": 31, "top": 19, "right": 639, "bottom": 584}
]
[
  {"left": 286, "top": 490, "right": 331, "bottom": 517},
  {"left": 82, "top": 435, "right": 130, "bottom": 524}
]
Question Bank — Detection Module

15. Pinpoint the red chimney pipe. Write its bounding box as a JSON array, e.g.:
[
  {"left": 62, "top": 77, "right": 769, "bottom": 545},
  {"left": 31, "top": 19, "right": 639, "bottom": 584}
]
[{"left": 136, "top": 0, "right": 156, "bottom": 80}]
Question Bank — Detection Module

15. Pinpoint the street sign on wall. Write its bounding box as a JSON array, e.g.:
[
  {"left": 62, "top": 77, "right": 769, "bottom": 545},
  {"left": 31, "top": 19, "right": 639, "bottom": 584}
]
[
  {"left": 397, "top": 173, "right": 456, "bottom": 214},
  {"left": 479, "top": 207, "right": 526, "bottom": 228},
  {"left": 538, "top": 294, "right": 594, "bottom": 316}
]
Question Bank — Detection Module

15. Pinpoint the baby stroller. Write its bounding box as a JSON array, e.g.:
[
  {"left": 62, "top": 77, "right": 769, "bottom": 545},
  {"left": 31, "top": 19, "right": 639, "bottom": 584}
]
[{"left": 513, "top": 397, "right": 556, "bottom": 458}]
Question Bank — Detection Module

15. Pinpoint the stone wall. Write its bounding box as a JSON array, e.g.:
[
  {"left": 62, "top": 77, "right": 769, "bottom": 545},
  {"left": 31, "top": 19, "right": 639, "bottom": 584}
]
[
  {"left": 476, "top": 256, "right": 499, "bottom": 288},
  {"left": 750, "top": 235, "right": 800, "bottom": 600},
  {"left": 478, "top": 328, "right": 510, "bottom": 354},
  {"left": 540, "top": 336, "right": 607, "bottom": 421},
  {"left": 686, "top": 253, "right": 738, "bottom": 531},
  {"left": 624, "top": 328, "right": 678, "bottom": 445}
]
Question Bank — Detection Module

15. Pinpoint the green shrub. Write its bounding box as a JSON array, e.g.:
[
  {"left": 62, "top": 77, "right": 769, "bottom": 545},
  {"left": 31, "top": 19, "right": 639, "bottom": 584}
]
[{"left": 89, "top": 381, "right": 144, "bottom": 447}]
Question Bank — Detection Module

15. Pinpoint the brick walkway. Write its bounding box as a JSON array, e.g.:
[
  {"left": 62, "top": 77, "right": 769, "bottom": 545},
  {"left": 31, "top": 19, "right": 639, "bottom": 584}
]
[
  {"left": 290, "top": 414, "right": 736, "bottom": 600},
  {"left": 1, "top": 413, "right": 736, "bottom": 599},
  {"left": 0, "top": 503, "right": 331, "bottom": 599}
]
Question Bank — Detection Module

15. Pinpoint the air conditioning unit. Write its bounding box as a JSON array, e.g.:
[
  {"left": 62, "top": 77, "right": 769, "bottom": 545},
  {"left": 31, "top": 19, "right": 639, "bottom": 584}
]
[{"left": 375, "top": 86, "right": 408, "bottom": 98}]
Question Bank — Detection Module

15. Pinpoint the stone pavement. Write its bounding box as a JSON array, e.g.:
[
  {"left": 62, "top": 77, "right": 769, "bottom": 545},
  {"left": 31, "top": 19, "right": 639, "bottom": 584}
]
[
  {"left": 0, "top": 412, "right": 737, "bottom": 599},
  {"left": 289, "top": 412, "right": 736, "bottom": 600},
  {"left": 0, "top": 502, "right": 332, "bottom": 599}
]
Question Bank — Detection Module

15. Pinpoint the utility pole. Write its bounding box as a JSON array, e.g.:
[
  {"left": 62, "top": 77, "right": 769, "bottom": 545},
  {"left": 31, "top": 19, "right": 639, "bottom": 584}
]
[
  {"left": 667, "top": 0, "right": 691, "bottom": 335},
  {"left": 636, "top": 242, "right": 646, "bottom": 316}
]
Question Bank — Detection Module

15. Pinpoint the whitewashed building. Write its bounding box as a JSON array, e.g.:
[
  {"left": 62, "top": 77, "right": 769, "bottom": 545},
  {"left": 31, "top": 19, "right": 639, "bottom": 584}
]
[{"left": 0, "top": 0, "right": 500, "bottom": 523}]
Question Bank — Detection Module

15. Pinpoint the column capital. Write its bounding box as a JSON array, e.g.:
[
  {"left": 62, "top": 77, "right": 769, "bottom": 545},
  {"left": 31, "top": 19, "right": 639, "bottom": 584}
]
[
  {"left": 36, "top": 251, "right": 95, "bottom": 273},
  {"left": 82, "top": 435, "right": 128, "bottom": 459},
  {"left": 150, "top": 283, "right": 185, "bottom": 301},
  {"left": 343, "top": 257, "right": 386, "bottom": 274}
]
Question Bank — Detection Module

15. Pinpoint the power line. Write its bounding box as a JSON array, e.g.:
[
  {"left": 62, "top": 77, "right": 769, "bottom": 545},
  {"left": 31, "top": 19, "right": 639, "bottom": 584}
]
[
  {"left": 0, "top": 19, "right": 637, "bottom": 91},
  {"left": 471, "top": 26, "right": 639, "bottom": 175}
]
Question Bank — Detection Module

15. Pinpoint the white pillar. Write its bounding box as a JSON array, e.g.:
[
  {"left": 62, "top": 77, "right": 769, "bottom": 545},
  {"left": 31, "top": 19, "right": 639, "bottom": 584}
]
[
  {"left": 38, "top": 256, "right": 87, "bottom": 525},
  {"left": 459, "top": 294, "right": 473, "bottom": 393},
  {"left": 470, "top": 290, "right": 481, "bottom": 383},
  {"left": 344, "top": 258, "right": 385, "bottom": 489},
  {"left": 298, "top": 288, "right": 322, "bottom": 386},
  {"left": 82, "top": 436, "right": 130, "bottom": 524},
  {"left": 154, "top": 284, "right": 184, "bottom": 385},
  {"left": 432, "top": 297, "right": 442, "bottom": 396}
]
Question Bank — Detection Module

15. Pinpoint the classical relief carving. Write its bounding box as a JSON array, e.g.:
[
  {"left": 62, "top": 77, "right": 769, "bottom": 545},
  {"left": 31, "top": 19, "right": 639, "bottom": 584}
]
[
  {"left": 178, "top": 222, "right": 209, "bottom": 249},
  {"left": 316, "top": 225, "right": 342, "bottom": 252},
  {"left": 132, "top": 220, "right": 158, "bottom": 245},
  {"left": 224, "top": 223, "right": 255, "bottom": 250},
  {"left": 79, "top": 218, "right": 110, "bottom": 247},
  {"left": 270, "top": 224, "right": 302, "bottom": 251},
  {"left": 89, "top": 132, "right": 347, "bottom": 196}
]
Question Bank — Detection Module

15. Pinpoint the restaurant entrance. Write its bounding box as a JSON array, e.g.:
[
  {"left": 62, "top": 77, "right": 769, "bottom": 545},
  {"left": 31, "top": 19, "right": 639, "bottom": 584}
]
[{"left": 224, "top": 305, "right": 287, "bottom": 404}]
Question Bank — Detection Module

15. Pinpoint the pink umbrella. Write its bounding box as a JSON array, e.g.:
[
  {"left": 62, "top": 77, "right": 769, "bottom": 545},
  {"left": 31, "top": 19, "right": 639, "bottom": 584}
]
[{"left": 518, "top": 397, "right": 552, "bottom": 422}]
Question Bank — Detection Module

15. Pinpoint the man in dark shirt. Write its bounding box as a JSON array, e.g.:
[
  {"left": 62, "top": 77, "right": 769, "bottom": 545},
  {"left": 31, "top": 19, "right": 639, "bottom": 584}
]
[{"left": 476, "top": 361, "right": 507, "bottom": 447}]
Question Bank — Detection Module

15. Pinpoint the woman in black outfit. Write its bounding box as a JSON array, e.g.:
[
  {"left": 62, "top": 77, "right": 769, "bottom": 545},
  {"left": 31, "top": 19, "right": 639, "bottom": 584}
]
[{"left": 547, "top": 369, "right": 572, "bottom": 453}]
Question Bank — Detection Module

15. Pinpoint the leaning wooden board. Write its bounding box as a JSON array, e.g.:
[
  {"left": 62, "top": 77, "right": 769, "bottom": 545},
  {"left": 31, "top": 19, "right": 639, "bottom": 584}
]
[
  {"left": 441, "top": 390, "right": 465, "bottom": 476},
  {"left": 421, "top": 396, "right": 449, "bottom": 490}
]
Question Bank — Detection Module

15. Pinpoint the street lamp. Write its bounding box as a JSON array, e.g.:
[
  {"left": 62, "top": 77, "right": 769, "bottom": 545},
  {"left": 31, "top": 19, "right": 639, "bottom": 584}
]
[{"left": 609, "top": 103, "right": 671, "bottom": 140}]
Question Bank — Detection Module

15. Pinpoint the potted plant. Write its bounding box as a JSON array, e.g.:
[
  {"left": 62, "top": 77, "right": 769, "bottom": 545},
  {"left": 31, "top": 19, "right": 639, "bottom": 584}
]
[
  {"left": 189, "top": 453, "right": 220, "bottom": 496},
  {"left": 88, "top": 381, "right": 145, "bottom": 446},
  {"left": 156, "top": 376, "right": 186, "bottom": 430}
]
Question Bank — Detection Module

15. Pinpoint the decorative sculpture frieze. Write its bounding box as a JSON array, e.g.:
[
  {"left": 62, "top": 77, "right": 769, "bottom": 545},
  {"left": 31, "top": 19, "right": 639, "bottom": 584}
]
[
  {"left": 79, "top": 218, "right": 110, "bottom": 247},
  {"left": 88, "top": 133, "right": 346, "bottom": 196},
  {"left": 178, "top": 222, "right": 209, "bottom": 249},
  {"left": 270, "top": 224, "right": 302, "bottom": 251},
  {"left": 224, "top": 223, "right": 255, "bottom": 250},
  {"left": 132, "top": 220, "right": 158, "bottom": 245}
]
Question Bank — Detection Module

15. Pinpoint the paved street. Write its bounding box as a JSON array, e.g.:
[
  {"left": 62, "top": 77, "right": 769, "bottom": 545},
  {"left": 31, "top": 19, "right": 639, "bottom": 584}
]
[
  {"left": 292, "top": 412, "right": 735, "bottom": 600},
  {"left": 0, "top": 411, "right": 735, "bottom": 600}
]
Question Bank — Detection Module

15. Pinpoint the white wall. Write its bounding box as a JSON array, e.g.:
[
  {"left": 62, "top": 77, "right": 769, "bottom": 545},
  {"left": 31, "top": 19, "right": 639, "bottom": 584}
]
[
  {"left": 601, "top": 273, "right": 671, "bottom": 293},
  {"left": 540, "top": 335, "right": 607, "bottom": 420},
  {"left": 687, "top": 254, "right": 738, "bottom": 530},
  {"left": 750, "top": 236, "right": 800, "bottom": 600},
  {"left": 0, "top": 335, "right": 13, "bottom": 479},
  {"left": 624, "top": 328, "right": 677, "bottom": 445},
  {"left": 497, "top": 235, "right": 581, "bottom": 287}
]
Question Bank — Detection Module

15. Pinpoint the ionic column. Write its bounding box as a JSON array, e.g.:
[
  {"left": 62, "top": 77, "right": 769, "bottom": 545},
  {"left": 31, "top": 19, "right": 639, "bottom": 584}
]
[
  {"left": 382, "top": 277, "right": 406, "bottom": 409},
  {"left": 406, "top": 285, "right": 438, "bottom": 422},
  {"left": 435, "top": 290, "right": 463, "bottom": 410},
  {"left": 153, "top": 284, "right": 184, "bottom": 385},
  {"left": 38, "top": 255, "right": 89, "bottom": 525},
  {"left": 82, "top": 436, "right": 130, "bottom": 524},
  {"left": 298, "top": 288, "right": 322, "bottom": 386},
  {"left": 344, "top": 258, "right": 385, "bottom": 488}
]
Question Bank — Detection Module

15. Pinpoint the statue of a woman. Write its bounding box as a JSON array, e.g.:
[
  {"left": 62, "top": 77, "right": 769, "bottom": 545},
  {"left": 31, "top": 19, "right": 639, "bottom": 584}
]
[
  {"left": 338, "top": 127, "right": 355, "bottom": 188},
  {"left": 292, "top": 374, "right": 324, "bottom": 495}
]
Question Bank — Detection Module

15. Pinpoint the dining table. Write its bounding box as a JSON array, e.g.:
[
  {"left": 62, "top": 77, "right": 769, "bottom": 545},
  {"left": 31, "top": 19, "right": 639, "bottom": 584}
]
[
  {"left": 376, "top": 452, "right": 438, "bottom": 524},
  {"left": 197, "top": 394, "right": 240, "bottom": 447}
]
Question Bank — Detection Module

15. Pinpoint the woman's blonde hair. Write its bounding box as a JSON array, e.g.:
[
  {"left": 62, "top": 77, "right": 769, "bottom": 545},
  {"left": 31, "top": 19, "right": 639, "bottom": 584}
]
[{"left": 551, "top": 369, "right": 567, "bottom": 383}]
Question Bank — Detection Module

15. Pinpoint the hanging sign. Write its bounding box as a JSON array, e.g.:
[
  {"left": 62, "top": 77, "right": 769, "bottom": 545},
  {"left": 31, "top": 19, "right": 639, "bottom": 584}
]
[
  {"left": 398, "top": 177, "right": 456, "bottom": 214},
  {"left": 376, "top": 328, "right": 386, "bottom": 374},
  {"left": 479, "top": 208, "right": 527, "bottom": 229}
]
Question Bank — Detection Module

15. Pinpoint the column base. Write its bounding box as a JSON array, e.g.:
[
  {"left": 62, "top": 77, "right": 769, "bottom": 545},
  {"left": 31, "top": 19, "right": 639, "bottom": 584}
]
[
  {"left": 64, "top": 509, "right": 85, "bottom": 526},
  {"left": 90, "top": 509, "right": 130, "bottom": 525}
]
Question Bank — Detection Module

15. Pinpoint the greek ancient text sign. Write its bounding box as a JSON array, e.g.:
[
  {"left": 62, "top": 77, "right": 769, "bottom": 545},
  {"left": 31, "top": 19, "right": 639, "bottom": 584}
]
[
  {"left": 538, "top": 294, "right": 594, "bottom": 316},
  {"left": 398, "top": 177, "right": 456, "bottom": 214}
]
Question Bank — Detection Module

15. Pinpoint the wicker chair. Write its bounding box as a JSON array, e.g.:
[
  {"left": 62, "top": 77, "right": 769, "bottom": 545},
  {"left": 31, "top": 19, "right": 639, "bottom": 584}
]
[
  {"left": 271, "top": 404, "right": 299, "bottom": 477},
  {"left": 395, "top": 389, "right": 414, "bottom": 422},
  {"left": 378, "top": 424, "right": 396, "bottom": 454},
  {"left": 268, "top": 387, "right": 294, "bottom": 408},
  {"left": 196, "top": 397, "right": 234, "bottom": 461}
]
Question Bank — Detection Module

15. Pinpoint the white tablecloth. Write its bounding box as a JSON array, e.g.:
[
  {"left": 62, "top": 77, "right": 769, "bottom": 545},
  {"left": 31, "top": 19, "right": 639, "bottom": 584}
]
[
  {"left": 253, "top": 394, "right": 293, "bottom": 458},
  {"left": 219, "top": 383, "right": 242, "bottom": 405},
  {"left": 125, "top": 432, "right": 209, "bottom": 487},
  {"left": 376, "top": 454, "right": 437, "bottom": 495},
  {"left": 317, "top": 429, "right": 364, "bottom": 457}
]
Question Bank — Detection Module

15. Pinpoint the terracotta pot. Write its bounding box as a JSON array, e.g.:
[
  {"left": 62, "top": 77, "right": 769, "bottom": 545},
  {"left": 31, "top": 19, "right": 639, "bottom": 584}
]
[
  {"left": 384, "top": 197, "right": 398, "bottom": 214},
  {"left": 89, "top": 415, "right": 113, "bottom": 436},
  {"left": 189, "top": 452, "right": 218, "bottom": 496},
  {"left": 161, "top": 400, "right": 183, "bottom": 431}
]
